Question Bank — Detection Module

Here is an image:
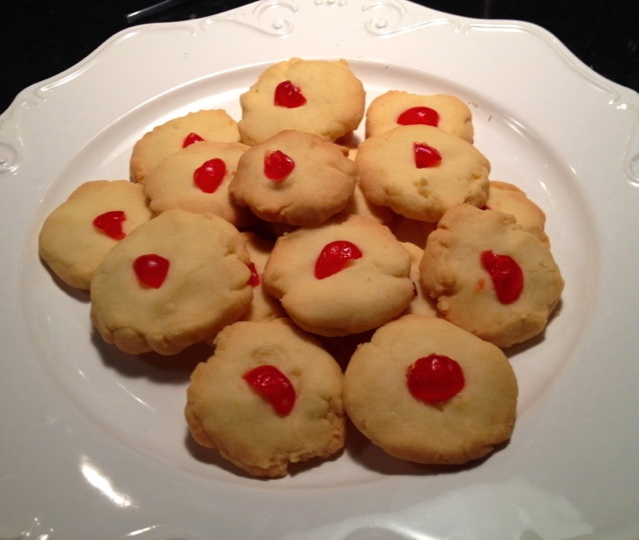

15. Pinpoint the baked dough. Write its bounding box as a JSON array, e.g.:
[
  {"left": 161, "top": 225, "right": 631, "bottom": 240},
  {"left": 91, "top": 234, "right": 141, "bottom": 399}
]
[
  {"left": 229, "top": 130, "right": 356, "bottom": 227},
  {"left": 343, "top": 314, "right": 518, "bottom": 465},
  {"left": 185, "top": 318, "right": 346, "bottom": 478},
  {"left": 365, "top": 90, "right": 474, "bottom": 142},
  {"left": 90, "top": 209, "right": 253, "bottom": 355},
  {"left": 38, "top": 180, "right": 152, "bottom": 290},
  {"left": 143, "top": 140, "right": 255, "bottom": 228},
  {"left": 262, "top": 214, "right": 414, "bottom": 336},
  {"left": 238, "top": 58, "right": 365, "bottom": 145},
  {"left": 130, "top": 109, "right": 240, "bottom": 183},
  {"left": 419, "top": 204, "right": 563, "bottom": 347},
  {"left": 356, "top": 125, "right": 490, "bottom": 222}
]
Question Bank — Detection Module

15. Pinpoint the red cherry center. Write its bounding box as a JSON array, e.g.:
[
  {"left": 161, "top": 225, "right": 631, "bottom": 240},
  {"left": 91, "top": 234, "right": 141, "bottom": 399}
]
[
  {"left": 406, "top": 354, "right": 465, "bottom": 403},
  {"left": 413, "top": 142, "right": 442, "bottom": 168},
  {"left": 314, "top": 240, "right": 363, "bottom": 280},
  {"left": 397, "top": 106, "right": 440, "bottom": 127},
  {"left": 274, "top": 80, "right": 307, "bottom": 108},
  {"left": 93, "top": 210, "right": 126, "bottom": 240},
  {"left": 247, "top": 262, "right": 260, "bottom": 287},
  {"left": 182, "top": 132, "right": 204, "bottom": 148},
  {"left": 243, "top": 364, "right": 296, "bottom": 416},
  {"left": 133, "top": 254, "right": 170, "bottom": 289},
  {"left": 264, "top": 150, "right": 295, "bottom": 181},
  {"left": 193, "top": 158, "right": 227, "bottom": 193},
  {"left": 480, "top": 250, "right": 524, "bottom": 304}
]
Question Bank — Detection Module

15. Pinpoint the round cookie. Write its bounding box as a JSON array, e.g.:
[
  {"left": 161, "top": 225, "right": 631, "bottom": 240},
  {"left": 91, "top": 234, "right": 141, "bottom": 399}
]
[
  {"left": 262, "top": 214, "right": 414, "bottom": 336},
  {"left": 130, "top": 109, "right": 240, "bottom": 183},
  {"left": 239, "top": 232, "right": 285, "bottom": 323},
  {"left": 238, "top": 58, "right": 366, "bottom": 145},
  {"left": 343, "top": 314, "right": 518, "bottom": 465},
  {"left": 185, "top": 318, "right": 346, "bottom": 478},
  {"left": 38, "top": 180, "right": 153, "bottom": 290},
  {"left": 356, "top": 125, "right": 490, "bottom": 222},
  {"left": 419, "top": 204, "right": 564, "bottom": 348},
  {"left": 485, "top": 180, "right": 549, "bottom": 243},
  {"left": 365, "top": 90, "right": 474, "bottom": 142},
  {"left": 229, "top": 130, "right": 356, "bottom": 227},
  {"left": 143, "top": 140, "right": 256, "bottom": 228},
  {"left": 90, "top": 209, "right": 253, "bottom": 355}
]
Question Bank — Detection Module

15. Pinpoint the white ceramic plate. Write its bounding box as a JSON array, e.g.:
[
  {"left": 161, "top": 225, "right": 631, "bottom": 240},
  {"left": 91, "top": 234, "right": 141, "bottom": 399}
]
[{"left": 1, "top": 1, "right": 638, "bottom": 538}]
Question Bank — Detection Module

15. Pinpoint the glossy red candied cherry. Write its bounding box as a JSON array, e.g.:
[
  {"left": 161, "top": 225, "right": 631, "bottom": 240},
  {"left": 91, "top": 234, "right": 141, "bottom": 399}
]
[
  {"left": 413, "top": 142, "right": 442, "bottom": 168},
  {"left": 397, "top": 106, "right": 440, "bottom": 127},
  {"left": 247, "top": 262, "right": 260, "bottom": 287},
  {"left": 406, "top": 354, "right": 465, "bottom": 403},
  {"left": 314, "top": 240, "right": 363, "bottom": 280},
  {"left": 133, "top": 254, "right": 170, "bottom": 289},
  {"left": 92, "top": 210, "right": 126, "bottom": 240},
  {"left": 480, "top": 250, "right": 524, "bottom": 304},
  {"left": 263, "top": 150, "right": 295, "bottom": 181},
  {"left": 182, "top": 132, "right": 204, "bottom": 148},
  {"left": 193, "top": 158, "right": 227, "bottom": 193},
  {"left": 243, "top": 364, "right": 296, "bottom": 416},
  {"left": 274, "top": 80, "right": 307, "bottom": 108}
]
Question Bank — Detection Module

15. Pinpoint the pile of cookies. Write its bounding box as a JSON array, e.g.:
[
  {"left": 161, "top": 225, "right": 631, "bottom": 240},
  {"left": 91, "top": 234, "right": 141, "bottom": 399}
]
[{"left": 38, "top": 58, "right": 563, "bottom": 478}]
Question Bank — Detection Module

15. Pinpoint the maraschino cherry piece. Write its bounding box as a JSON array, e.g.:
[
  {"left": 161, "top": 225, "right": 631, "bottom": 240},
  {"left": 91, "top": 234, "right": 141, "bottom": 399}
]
[
  {"left": 274, "top": 80, "right": 307, "bottom": 108},
  {"left": 397, "top": 106, "right": 439, "bottom": 127},
  {"left": 133, "top": 254, "right": 170, "bottom": 289},
  {"left": 243, "top": 364, "right": 296, "bottom": 416},
  {"left": 314, "top": 240, "right": 363, "bottom": 280},
  {"left": 193, "top": 158, "right": 227, "bottom": 193},
  {"left": 413, "top": 142, "right": 442, "bottom": 168},
  {"left": 182, "top": 132, "right": 204, "bottom": 148},
  {"left": 264, "top": 150, "right": 295, "bottom": 181},
  {"left": 480, "top": 250, "right": 524, "bottom": 304},
  {"left": 247, "top": 262, "right": 260, "bottom": 287},
  {"left": 406, "top": 354, "right": 465, "bottom": 403},
  {"left": 93, "top": 210, "right": 126, "bottom": 240}
]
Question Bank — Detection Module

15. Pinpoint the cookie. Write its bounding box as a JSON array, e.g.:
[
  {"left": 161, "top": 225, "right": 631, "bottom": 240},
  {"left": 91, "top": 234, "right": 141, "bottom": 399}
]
[
  {"left": 143, "top": 140, "right": 256, "bottom": 228},
  {"left": 419, "top": 204, "right": 564, "bottom": 347},
  {"left": 229, "top": 130, "right": 356, "bottom": 227},
  {"left": 485, "top": 180, "right": 549, "bottom": 243},
  {"left": 238, "top": 58, "right": 365, "bottom": 145},
  {"left": 239, "top": 232, "right": 285, "bottom": 323},
  {"left": 343, "top": 314, "right": 518, "bottom": 465},
  {"left": 38, "top": 180, "right": 153, "bottom": 290},
  {"left": 365, "top": 90, "right": 474, "bottom": 142},
  {"left": 90, "top": 209, "right": 253, "bottom": 355},
  {"left": 262, "top": 214, "right": 414, "bottom": 336},
  {"left": 185, "top": 318, "right": 346, "bottom": 478},
  {"left": 356, "top": 125, "right": 490, "bottom": 222},
  {"left": 130, "top": 109, "right": 240, "bottom": 183}
]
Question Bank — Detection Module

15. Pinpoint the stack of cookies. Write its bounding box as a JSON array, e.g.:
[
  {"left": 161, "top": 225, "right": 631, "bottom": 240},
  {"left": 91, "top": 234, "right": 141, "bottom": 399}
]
[{"left": 38, "top": 58, "right": 563, "bottom": 478}]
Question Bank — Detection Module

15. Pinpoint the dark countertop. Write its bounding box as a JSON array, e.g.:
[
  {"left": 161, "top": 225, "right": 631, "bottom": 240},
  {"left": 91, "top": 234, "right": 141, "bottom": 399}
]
[{"left": 2, "top": 0, "right": 638, "bottom": 114}]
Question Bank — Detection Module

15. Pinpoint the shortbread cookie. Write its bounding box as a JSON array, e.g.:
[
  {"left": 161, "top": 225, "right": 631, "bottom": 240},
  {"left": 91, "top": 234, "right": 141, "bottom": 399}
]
[
  {"left": 239, "top": 232, "right": 285, "bottom": 322},
  {"left": 143, "top": 140, "right": 255, "bottom": 228},
  {"left": 238, "top": 58, "right": 365, "bottom": 145},
  {"left": 38, "top": 180, "right": 153, "bottom": 290},
  {"left": 229, "top": 130, "right": 356, "bottom": 227},
  {"left": 366, "top": 91, "right": 474, "bottom": 142},
  {"left": 262, "top": 214, "right": 414, "bottom": 336},
  {"left": 90, "top": 209, "right": 253, "bottom": 355},
  {"left": 485, "top": 181, "right": 548, "bottom": 243},
  {"left": 420, "top": 204, "right": 564, "bottom": 347},
  {"left": 343, "top": 314, "right": 518, "bottom": 465},
  {"left": 356, "top": 125, "right": 490, "bottom": 222},
  {"left": 185, "top": 318, "right": 346, "bottom": 478},
  {"left": 130, "top": 109, "right": 240, "bottom": 183},
  {"left": 402, "top": 242, "right": 437, "bottom": 317}
]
